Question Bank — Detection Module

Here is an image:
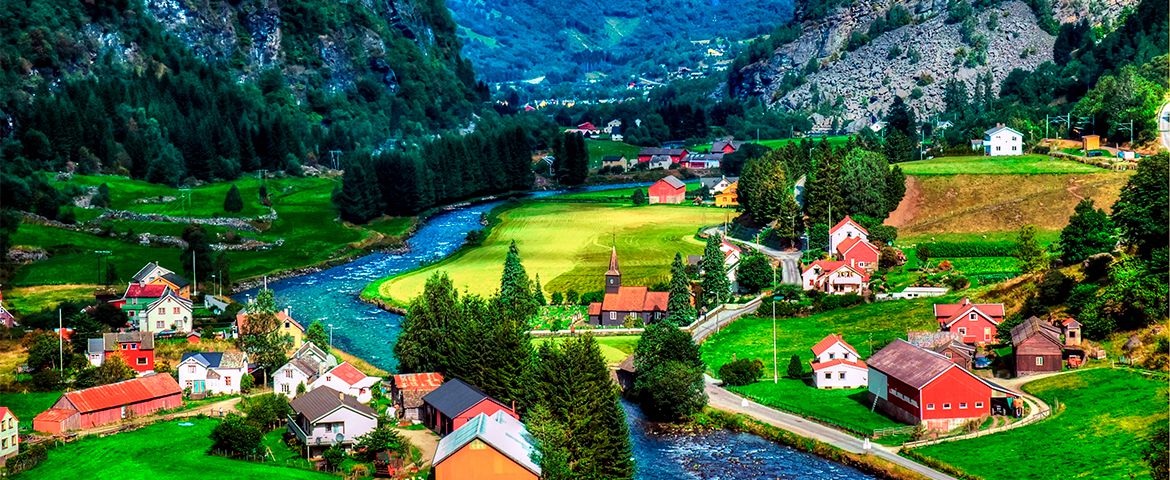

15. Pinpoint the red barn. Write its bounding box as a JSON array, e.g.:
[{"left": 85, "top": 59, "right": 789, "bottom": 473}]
[
  {"left": 933, "top": 298, "right": 1005, "bottom": 344},
  {"left": 636, "top": 147, "right": 688, "bottom": 164},
  {"left": 422, "top": 378, "right": 517, "bottom": 436},
  {"left": 867, "top": 340, "right": 1019, "bottom": 430},
  {"left": 648, "top": 175, "right": 686, "bottom": 204},
  {"left": 32, "top": 374, "right": 181, "bottom": 434},
  {"left": 835, "top": 237, "right": 880, "bottom": 272}
]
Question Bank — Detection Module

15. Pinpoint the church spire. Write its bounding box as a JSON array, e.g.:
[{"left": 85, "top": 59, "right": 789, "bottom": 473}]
[
  {"left": 605, "top": 245, "right": 621, "bottom": 294},
  {"left": 606, "top": 246, "right": 620, "bottom": 276}
]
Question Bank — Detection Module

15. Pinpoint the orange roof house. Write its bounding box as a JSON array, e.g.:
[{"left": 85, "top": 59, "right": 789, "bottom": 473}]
[{"left": 588, "top": 247, "right": 669, "bottom": 326}]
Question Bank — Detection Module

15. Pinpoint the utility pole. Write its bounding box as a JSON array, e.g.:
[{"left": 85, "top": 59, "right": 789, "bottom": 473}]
[
  {"left": 772, "top": 265, "right": 778, "bottom": 383},
  {"left": 58, "top": 309, "right": 63, "bottom": 372},
  {"left": 191, "top": 251, "right": 197, "bottom": 297},
  {"left": 1116, "top": 120, "right": 1134, "bottom": 147}
]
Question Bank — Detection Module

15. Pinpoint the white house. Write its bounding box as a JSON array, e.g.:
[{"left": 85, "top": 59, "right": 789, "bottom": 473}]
[
  {"left": 829, "top": 216, "right": 869, "bottom": 254},
  {"left": 810, "top": 334, "right": 867, "bottom": 389},
  {"left": 984, "top": 124, "right": 1024, "bottom": 156},
  {"left": 720, "top": 240, "right": 742, "bottom": 288},
  {"left": 177, "top": 351, "right": 249, "bottom": 396},
  {"left": 801, "top": 260, "right": 869, "bottom": 295},
  {"left": 139, "top": 289, "right": 193, "bottom": 334},
  {"left": 309, "top": 362, "right": 382, "bottom": 403},
  {"left": 274, "top": 343, "right": 338, "bottom": 398},
  {"left": 0, "top": 408, "right": 18, "bottom": 464},
  {"left": 288, "top": 386, "right": 377, "bottom": 455}
]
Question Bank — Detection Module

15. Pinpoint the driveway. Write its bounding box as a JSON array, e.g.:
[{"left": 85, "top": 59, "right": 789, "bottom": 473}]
[{"left": 394, "top": 426, "right": 440, "bottom": 468}]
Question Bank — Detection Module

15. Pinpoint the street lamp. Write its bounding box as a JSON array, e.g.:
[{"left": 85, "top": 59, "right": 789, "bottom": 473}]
[{"left": 772, "top": 263, "right": 778, "bottom": 383}]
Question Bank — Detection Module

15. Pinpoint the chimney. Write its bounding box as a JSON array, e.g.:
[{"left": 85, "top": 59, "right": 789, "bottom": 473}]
[{"left": 339, "top": 391, "right": 344, "bottom": 401}]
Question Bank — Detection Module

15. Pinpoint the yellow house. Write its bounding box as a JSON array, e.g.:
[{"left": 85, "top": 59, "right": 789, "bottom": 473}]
[
  {"left": 714, "top": 182, "right": 739, "bottom": 208},
  {"left": 236, "top": 309, "right": 305, "bottom": 351}
]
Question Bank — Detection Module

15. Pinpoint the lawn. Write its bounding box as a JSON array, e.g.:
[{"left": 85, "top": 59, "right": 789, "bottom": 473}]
[
  {"left": 533, "top": 335, "right": 639, "bottom": 367},
  {"left": 910, "top": 368, "right": 1168, "bottom": 480},
  {"left": 552, "top": 181, "right": 701, "bottom": 201},
  {"left": 365, "top": 201, "right": 726, "bottom": 306},
  {"left": 701, "top": 293, "right": 966, "bottom": 435},
  {"left": 0, "top": 391, "right": 61, "bottom": 430},
  {"left": 17, "top": 418, "right": 334, "bottom": 479},
  {"left": 898, "top": 155, "right": 1106, "bottom": 175},
  {"left": 754, "top": 135, "right": 850, "bottom": 150},
  {"left": 50, "top": 174, "right": 276, "bottom": 218},
  {"left": 585, "top": 139, "right": 643, "bottom": 168}
]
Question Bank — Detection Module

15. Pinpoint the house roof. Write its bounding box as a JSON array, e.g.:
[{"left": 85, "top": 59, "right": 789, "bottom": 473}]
[
  {"left": 600, "top": 286, "right": 668, "bottom": 313},
  {"left": 86, "top": 338, "right": 104, "bottom": 356},
  {"left": 433, "top": 412, "right": 541, "bottom": 476},
  {"left": 394, "top": 372, "right": 444, "bottom": 391},
  {"left": 638, "top": 147, "right": 686, "bottom": 156},
  {"left": 934, "top": 298, "right": 1005, "bottom": 326},
  {"left": 906, "top": 331, "right": 969, "bottom": 352},
  {"left": 837, "top": 237, "right": 879, "bottom": 255},
  {"left": 985, "top": 125, "right": 1022, "bottom": 137},
  {"left": 588, "top": 302, "right": 602, "bottom": 316},
  {"left": 160, "top": 272, "right": 190, "bottom": 289},
  {"left": 811, "top": 334, "right": 859, "bottom": 357},
  {"left": 235, "top": 310, "right": 304, "bottom": 334},
  {"left": 0, "top": 407, "right": 13, "bottom": 421},
  {"left": 98, "top": 331, "right": 155, "bottom": 351},
  {"left": 62, "top": 373, "right": 181, "bottom": 413},
  {"left": 829, "top": 216, "right": 868, "bottom": 235},
  {"left": 657, "top": 175, "right": 686, "bottom": 189},
  {"left": 290, "top": 386, "right": 376, "bottom": 422},
  {"left": 810, "top": 358, "right": 867, "bottom": 371},
  {"left": 146, "top": 288, "right": 193, "bottom": 311},
  {"left": 601, "top": 155, "right": 626, "bottom": 162},
  {"left": 422, "top": 378, "right": 503, "bottom": 418},
  {"left": 124, "top": 284, "right": 169, "bottom": 299},
  {"left": 1061, "top": 318, "right": 1081, "bottom": 327},
  {"left": 287, "top": 357, "right": 320, "bottom": 377},
  {"left": 1010, "top": 316, "right": 1062, "bottom": 347},
  {"left": 130, "top": 262, "right": 162, "bottom": 283},
  {"left": 802, "top": 260, "right": 869, "bottom": 282},
  {"left": 325, "top": 363, "right": 380, "bottom": 388},
  {"left": 712, "top": 139, "right": 744, "bottom": 152},
  {"left": 34, "top": 408, "right": 77, "bottom": 423},
  {"left": 699, "top": 176, "right": 738, "bottom": 190},
  {"left": 866, "top": 340, "right": 956, "bottom": 389},
  {"left": 180, "top": 351, "right": 248, "bottom": 369}
]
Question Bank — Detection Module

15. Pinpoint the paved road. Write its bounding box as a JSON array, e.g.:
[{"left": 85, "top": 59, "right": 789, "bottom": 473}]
[
  {"left": 705, "top": 227, "right": 803, "bottom": 285},
  {"left": 690, "top": 297, "right": 762, "bottom": 343},
  {"left": 1159, "top": 103, "right": 1170, "bottom": 151},
  {"left": 704, "top": 376, "right": 958, "bottom": 480}
]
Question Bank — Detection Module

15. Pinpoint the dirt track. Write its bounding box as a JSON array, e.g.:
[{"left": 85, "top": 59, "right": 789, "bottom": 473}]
[{"left": 884, "top": 176, "right": 921, "bottom": 229}]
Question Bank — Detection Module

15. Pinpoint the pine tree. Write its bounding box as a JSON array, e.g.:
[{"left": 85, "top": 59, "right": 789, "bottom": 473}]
[
  {"left": 839, "top": 148, "right": 890, "bottom": 218},
  {"left": 1016, "top": 224, "right": 1048, "bottom": 273},
  {"left": 533, "top": 274, "right": 547, "bottom": 306},
  {"left": 394, "top": 273, "right": 461, "bottom": 374},
  {"left": 700, "top": 234, "right": 731, "bottom": 309},
  {"left": 667, "top": 253, "right": 696, "bottom": 325},
  {"left": 499, "top": 241, "right": 537, "bottom": 323},
  {"left": 804, "top": 147, "right": 843, "bottom": 226},
  {"left": 223, "top": 184, "right": 244, "bottom": 213},
  {"left": 883, "top": 165, "right": 907, "bottom": 215},
  {"left": 1059, "top": 199, "right": 1116, "bottom": 264},
  {"left": 786, "top": 354, "right": 804, "bottom": 378}
]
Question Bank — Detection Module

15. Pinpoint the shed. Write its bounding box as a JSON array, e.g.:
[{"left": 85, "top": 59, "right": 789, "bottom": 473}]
[
  {"left": 648, "top": 175, "right": 686, "bottom": 204},
  {"left": 1011, "top": 316, "right": 1063, "bottom": 376},
  {"left": 34, "top": 374, "right": 181, "bottom": 433},
  {"left": 422, "top": 379, "right": 516, "bottom": 436}
]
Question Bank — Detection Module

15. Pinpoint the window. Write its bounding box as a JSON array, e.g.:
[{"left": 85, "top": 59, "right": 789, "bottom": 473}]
[
  {"left": 286, "top": 369, "right": 293, "bottom": 378},
  {"left": 823, "top": 372, "right": 831, "bottom": 379},
  {"left": 189, "top": 365, "right": 196, "bottom": 374},
  {"left": 156, "top": 321, "right": 164, "bottom": 329},
  {"left": 943, "top": 403, "right": 952, "bottom": 410},
  {"left": 469, "top": 439, "right": 487, "bottom": 450},
  {"left": 225, "top": 376, "right": 232, "bottom": 386},
  {"left": 1011, "top": 146, "right": 1018, "bottom": 151},
  {"left": 828, "top": 353, "right": 836, "bottom": 359},
  {"left": 996, "top": 146, "right": 1002, "bottom": 151},
  {"left": 158, "top": 308, "right": 166, "bottom": 315},
  {"left": 609, "top": 312, "right": 616, "bottom": 321},
  {"left": 186, "top": 381, "right": 193, "bottom": 389},
  {"left": 326, "top": 375, "right": 332, "bottom": 382},
  {"left": 984, "top": 328, "right": 992, "bottom": 340},
  {"left": 284, "top": 322, "right": 290, "bottom": 329},
  {"left": 975, "top": 402, "right": 984, "bottom": 408},
  {"left": 137, "top": 357, "right": 148, "bottom": 365},
  {"left": 838, "top": 372, "right": 846, "bottom": 380},
  {"left": 945, "top": 352, "right": 953, "bottom": 359},
  {"left": 959, "top": 403, "right": 968, "bottom": 409},
  {"left": 130, "top": 344, "right": 138, "bottom": 350},
  {"left": 1068, "top": 331, "right": 1077, "bottom": 338},
  {"left": 969, "top": 313, "right": 977, "bottom": 320},
  {"left": 173, "top": 307, "right": 180, "bottom": 314},
  {"left": 282, "top": 384, "right": 290, "bottom": 393},
  {"left": 3, "top": 439, "right": 7, "bottom": 449},
  {"left": 1035, "top": 356, "right": 1044, "bottom": 366},
  {"left": 926, "top": 403, "right": 935, "bottom": 410},
  {"left": 958, "top": 327, "right": 967, "bottom": 335}
]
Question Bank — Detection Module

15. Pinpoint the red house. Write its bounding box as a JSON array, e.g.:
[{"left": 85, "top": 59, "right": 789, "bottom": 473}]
[
  {"left": 933, "top": 298, "right": 1005, "bottom": 344},
  {"left": 835, "top": 237, "right": 880, "bottom": 272},
  {"left": 33, "top": 374, "right": 182, "bottom": 434},
  {"left": 422, "top": 378, "right": 517, "bottom": 436},
  {"left": 712, "top": 138, "right": 744, "bottom": 154},
  {"left": 636, "top": 147, "right": 688, "bottom": 164},
  {"left": 86, "top": 332, "right": 155, "bottom": 373},
  {"left": 867, "top": 340, "right": 1019, "bottom": 430},
  {"left": 648, "top": 175, "right": 686, "bottom": 204}
]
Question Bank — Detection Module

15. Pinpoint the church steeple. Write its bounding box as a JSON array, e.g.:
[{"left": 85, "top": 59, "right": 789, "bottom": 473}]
[{"left": 605, "top": 246, "right": 621, "bottom": 294}]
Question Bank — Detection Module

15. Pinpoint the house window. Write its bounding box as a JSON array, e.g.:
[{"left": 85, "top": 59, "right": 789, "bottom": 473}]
[
  {"left": 173, "top": 307, "right": 180, "bottom": 314},
  {"left": 958, "top": 327, "right": 967, "bottom": 335},
  {"left": 828, "top": 353, "right": 836, "bottom": 359},
  {"left": 926, "top": 403, "right": 935, "bottom": 410},
  {"left": 1068, "top": 331, "right": 1077, "bottom": 338},
  {"left": 984, "top": 328, "right": 992, "bottom": 340},
  {"left": 975, "top": 402, "right": 984, "bottom": 408},
  {"left": 945, "top": 352, "right": 953, "bottom": 359},
  {"left": 469, "top": 439, "right": 487, "bottom": 450},
  {"left": 609, "top": 312, "right": 616, "bottom": 321},
  {"left": 130, "top": 344, "right": 138, "bottom": 350},
  {"left": 969, "top": 313, "right": 977, "bottom": 320},
  {"left": 823, "top": 372, "right": 831, "bottom": 379},
  {"left": 286, "top": 369, "right": 293, "bottom": 378},
  {"left": 838, "top": 372, "right": 846, "bottom": 380},
  {"left": 281, "top": 384, "right": 290, "bottom": 393},
  {"left": 3, "top": 439, "right": 7, "bottom": 449},
  {"left": 996, "top": 146, "right": 1002, "bottom": 151},
  {"left": 156, "top": 321, "right": 164, "bottom": 329},
  {"left": 326, "top": 375, "right": 332, "bottom": 382},
  {"left": 188, "top": 365, "right": 196, "bottom": 374},
  {"left": 137, "top": 357, "right": 148, "bottom": 365},
  {"left": 225, "top": 376, "right": 232, "bottom": 386},
  {"left": 1011, "top": 146, "right": 1018, "bottom": 151},
  {"left": 1035, "top": 356, "right": 1044, "bottom": 366},
  {"left": 943, "top": 403, "right": 952, "bottom": 410},
  {"left": 959, "top": 403, "right": 968, "bottom": 409},
  {"left": 158, "top": 308, "right": 166, "bottom": 315}
]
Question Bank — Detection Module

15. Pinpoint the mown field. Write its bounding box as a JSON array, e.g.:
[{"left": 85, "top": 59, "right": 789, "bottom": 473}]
[
  {"left": 585, "top": 139, "right": 642, "bottom": 168},
  {"left": 552, "top": 180, "right": 702, "bottom": 201},
  {"left": 0, "top": 391, "right": 60, "bottom": 430},
  {"left": 533, "top": 335, "right": 639, "bottom": 367},
  {"left": 16, "top": 418, "right": 334, "bottom": 479},
  {"left": 700, "top": 293, "right": 964, "bottom": 434},
  {"left": 755, "top": 135, "right": 850, "bottom": 150},
  {"left": 910, "top": 368, "right": 1168, "bottom": 480},
  {"left": 898, "top": 155, "right": 1106, "bottom": 175},
  {"left": 365, "top": 201, "right": 727, "bottom": 306}
]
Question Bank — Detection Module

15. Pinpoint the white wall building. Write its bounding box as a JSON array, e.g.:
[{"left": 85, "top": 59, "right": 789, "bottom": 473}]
[
  {"left": 984, "top": 125, "right": 1024, "bottom": 156},
  {"left": 309, "top": 362, "right": 382, "bottom": 403},
  {"left": 828, "top": 216, "right": 869, "bottom": 254},
  {"left": 810, "top": 334, "right": 867, "bottom": 389},
  {"left": 177, "top": 351, "right": 249, "bottom": 396},
  {"left": 274, "top": 343, "right": 338, "bottom": 398},
  {"left": 138, "top": 289, "right": 193, "bottom": 333}
]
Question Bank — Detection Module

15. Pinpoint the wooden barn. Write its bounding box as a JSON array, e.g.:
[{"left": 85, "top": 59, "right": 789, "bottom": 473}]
[
  {"left": 422, "top": 379, "right": 516, "bottom": 436},
  {"left": 1011, "top": 316, "right": 1064, "bottom": 376},
  {"left": 648, "top": 175, "right": 686, "bottom": 204},
  {"left": 32, "top": 374, "right": 181, "bottom": 434}
]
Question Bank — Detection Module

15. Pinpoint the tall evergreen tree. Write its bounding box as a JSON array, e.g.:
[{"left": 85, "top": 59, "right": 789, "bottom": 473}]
[
  {"left": 883, "top": 165, "right": 907, "bottom": 215},
  {"left": 533, "top": 274, "right": 547, "bottom": 306},
  {"left": 804, "top": 147, "right": 843, "bottom": 226},
  {"left": 700, "top": 234, "right": 731, "bottom": 309},
  {"left": 839, "top": 148, "right": 890, "bottom": 218},
  {"left": 223, "top": 184, "right": 244, "bottom": 213},
  {"left": 885, "top": 96, "right": 917, "bottom": 136},
  {"left": 394, "top": 273, "right": 461, "bottom": 374},
  {"left": 499, "top": 240, "right": 538, "bottom": 323},
  {"left": 667, "top": 253, "right": 696, "bottom": 325},
  {"left": 1059, "top": 199, "right": 1116, "bottom": 264}
]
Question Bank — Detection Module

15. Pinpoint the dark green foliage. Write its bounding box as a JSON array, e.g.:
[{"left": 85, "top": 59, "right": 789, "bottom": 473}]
[
  {"left": 5, "top": 443, "right": 48, "bottom": 476},
  {"left": 565, "top": 289, "right": 579, "bottom": 305},
  {"left": 213, "top": 252, "right": 231, "bottom": 291},
  {"left": 74, "top": 354, "right": 135, "bottom": 388},
  {"left": 210, "top": 415, "right": 263, "bottom": 457},
  {"left": 884, "top": 166, "right": 906, "bottom": 214},
  {"left": 550, "top": 291, "right": 564, "bottom": 305},
  {"left": 223, "top": 184, "right": 244, "bottom": 213},
  {"left": 700, "top": 234, "right": 731, "bottom": 309},
  {"left": 736, "top": 252, "right": 774, "bottom": 294},
  {"left": 1015, "top": 225, "right": 1047, "bottom": 273},
  {"left": 91, "top": 301, "right": 126, "bottom": 329},
  {"left": 803, "top": 143, "right": 842, "bottom": 226},
  {"left": 721, "top": 143, "right": 771, "bottom": 176},
  {"left": 499, "top": 241, "right": 538, "bottom": 323},
  {"left": 1146, "top": 421, "right": 1169, "bottom": 480},
  {"left": 1036, "top": 269, "right": 1075, "bottom": 307},
  {"left": 333, "top": 158, "right": 384, "bottom": 224},
  {"left": 719, "top": 358, "right": 763, "bottom": 386},
  {"left": 667, "top": 253, "right": 697, "bottom": 325},
  {"left": 553, "top": 133, "right": 589, "bottom": 185},
  {"left": 786, "top": 354, "right": 803, "bottom": 379},
  {"left": 633, "top": 323, "right": 706, "bottom": 421},
  {"left": 305, "top": 321, "right": 329, "bottom": 351},
  {"left": 321, "top": 445, "right": 347, "bottom": 470},
  {"left": 885, "top": 96, "right": 917, "bottom": 137},
  {"left": 1112, "top": 153, "right": 1168, "bottom": 261},
  {"left": 533, "top": 274, "right": 547, "bottom": 306},
  {"left": 1078, "top": 256, "right": 1169, "bottom": 338},
  {"left": 1058, "top": 199, "right": 1115, "bottom": 264},
  {"left": 882, "top": 129, "right": 914, "bottom": 163},
  {"left": 946, "top": 0, "right": 973, "bottom": 23},
  {"left": 739, "top": 150, "right": 798, "bottom": 226},
  {"left": 808, "top": 223, "right": 829, "bottom": 253},
  {"left": 92, "top": 183, "right": 111, "bottom": 208},
  {"left": 180, "top": 224, "right": 214, "bottom": 284},
  {"left": 25, "top": 330, "right": 64, "bottom": 372},
  {"left": 353, "top": 425, "right": 408, "bottom": 461},
  {"left": 839, "top": 149, "right": 891, "bottom": 219},
  {"left": 631, "top": 188, "right": 647, "bottom": 206},
  {"left": 238, "top": 394, "right": 292, "bottom": 431}
]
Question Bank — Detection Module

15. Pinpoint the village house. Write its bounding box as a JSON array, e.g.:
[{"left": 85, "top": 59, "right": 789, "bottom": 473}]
[
  {"left": 236, "top": 308, "right": 305, "bottom": 351},
  {"left": 906, "top": 331, "right": 975, "bottom": 369},
  {"left": 1011, "top": 316, "right": 1064, "bottom": 376},
  {"left": 141, "top": 289, "right": 193, "bottom": 333},
  {"left": 177, "top": 351, "right": 250, "bottom": 397},
  {"left": 601, "top": 155, "right": 629, "bottom": 170},
  {"left": 32, "top": 374, "right": 182, "bottom": 434},
  {"left": 720, "top": 240, "right": 741, "bottom": 288},
  {"left": 867, "top": 340, "right": 1020, "bottom": 430},
  {"left": 637, "top": 147, "right": 688, "bottom": 165},
  {"left": 934, "top": 298, "right": 1005, "bottom": 344},
  {"left": 288, "top": 386, "right": 377, "bottom": 455},
  {"left": 712, "top": 137, "right": 744, "bottom": 154},
  {"left": 648, "top": 175, "right": 686, "bottom": 204},
  {"left": 129, "top": 262, "right": 192, "bottom": 299},
  {"left": 983, "top": 124, "right": 1024, "bottom": 156},
  {"left": 828, "top": 216, "right": 868, "bottom": 254},
  {"left": 433, "top": 411, "right": 541, "bottom": 480},
  {"left": 646, "top": 154, "right": 673, "bottom": 170},
  {"left": 391, "top": 372, "right": 444, "bottom": 422},
  {"left": 700, "top": 176, "right": 738, "bottom": 196},
  {"left": 86, "top": 331, "right": 155, "bottom": 373},
  {"left": 836, "top": 236, "right": 880, "bottom": 272},
  {"left": 0, "top": 291, "right": 16, "bottom": 328},
  {"left": 801, "top": 260, "right": 869, "bottom": 295},
  {"left": 587, "top": 248, "right": 669, "bottom": 326},
  {"left": 1059, "top": 318, "right": 1082, "bottom": 347},
  {"left": 0, "top": 408, "right": 17, "bottom": 465},
  {"left": 564, "top": 122, "right": 600, "bottom": 137},
  {"left": 809, "top": 334, "right": 867, "bottom": 389},
  {"left": 422, "top": 378, "right": 518, "bottom": 436},
  {"left": 309, "top": 362, "right": 382, "bottom": 404},
  {"left": 274, "top": 343, "right": 339, "bottom": 398},
  {"left": 603, "top": 119, "right": 621, "bottom": 135},
  {"left": 714, "top": 181, "right": 739, "bottom": 207},
  {"left": 680, "top": 152, "right": 723, "bottom": 170}
]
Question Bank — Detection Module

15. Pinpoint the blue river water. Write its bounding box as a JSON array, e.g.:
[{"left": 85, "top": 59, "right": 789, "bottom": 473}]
[{"left": 235, "top": 185, "right": 873, "bottom": 479}]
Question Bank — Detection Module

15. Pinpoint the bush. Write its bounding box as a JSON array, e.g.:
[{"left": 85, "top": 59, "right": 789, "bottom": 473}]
[
  {"left": 322, "top": 445, "right": 347, "bottom": 470},
  {"left": 550, "top": 291, "right": 564, "bottom": 305},
  {"left": 6, "top": 443, "right": 48, "bottom": 475},
  {"left": 921, "top": 241, "right": 1017, "bottom": 257},
  {"left": 211, "top": 415, "right": 263, "bottom": 457},
  {"left": 719, "top": 358, "right": 763, "bottom": 386}
]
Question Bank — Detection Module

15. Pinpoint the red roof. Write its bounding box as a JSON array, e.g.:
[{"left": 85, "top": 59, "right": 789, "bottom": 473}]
[
  {"left": 1061, "top": 318, "right": 1081, "bottom": 327},
  {"left": 803, "top": 260, "right": 870, "bottom": 282},
  {"left": 63, "top": 374, "right": 181, "bottom": 413},
  {"left": 600, "top": 287, "right": 668, "bottom": 313},
  {"left": 810, "top": 334, "right": 859, "bottom": 357},
  {"left": 0, "top": 407, "right": 13, "bottom": 421},
  {"left": 810, "top": 358, "right": 867, "bottom": 371},
  {"left": 836, "top": 237, "right": 879, "bottom": 256},
  {"left": 393, "top": 372, "right": 444, "bottom": 391},
  {"left": 34, "top": 408, "right": 77, "bottom": 423},
  {"left": 934, "top": 298, "right": 1005, "bottom": 326},
  {"left": 124, "top": 284, "right": 168, "bottom": 298},
  {"left": 327, "top": 362, "right": 368, "bottom": 386},
  {"left": 588, "top": 302, "right": 602, "bottom": 316},
  {"left": 829, "top": 216, "right": 869, "bottom": 235},
  {"left": 577, "top": 122, "right": 597, "bottom": 130},
  {"left": 645, "top": 292, "right": 668, "bottom": 311}
]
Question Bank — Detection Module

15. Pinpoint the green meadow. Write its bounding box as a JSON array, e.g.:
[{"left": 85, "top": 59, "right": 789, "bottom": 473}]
[{"left": 898, "top": 155, "right": 1105, "bottom": 175}]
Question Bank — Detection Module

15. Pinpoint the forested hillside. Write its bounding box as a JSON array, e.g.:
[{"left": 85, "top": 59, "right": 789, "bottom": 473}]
[{"left": 447, "top": 0, "right": 794, "bottom": 84}]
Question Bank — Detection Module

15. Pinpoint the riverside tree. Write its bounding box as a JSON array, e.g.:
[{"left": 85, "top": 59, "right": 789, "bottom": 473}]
[
  {"left": 632, "top": 322, "right": 707, "bottom": 421},
  {"left": 236, "top": 288, "right": 291, "bottom": 381},
  {"left": 700, "top": 234, "right": 731, "bottom": 309},
  {"left": 305, "top": 320, "right": 329, "bottom": 351}
]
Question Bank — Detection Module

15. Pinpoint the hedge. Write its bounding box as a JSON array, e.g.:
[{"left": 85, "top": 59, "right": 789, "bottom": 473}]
[{"left": 921, "top": 241, "right": 1017, "bottom": 258}]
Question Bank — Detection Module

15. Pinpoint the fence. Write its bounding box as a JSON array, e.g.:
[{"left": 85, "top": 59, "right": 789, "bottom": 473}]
[
  {"left": 901, "top": 398, "right": 1052, "bottom": 448},
  {"left": 871, "top": 425, "right": 916, "bottom": 439}
]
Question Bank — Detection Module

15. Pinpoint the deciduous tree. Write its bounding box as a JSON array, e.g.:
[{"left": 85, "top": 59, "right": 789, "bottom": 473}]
[
  {"left": 699, "top": 234, "right": 731, "bottom": 308},
  {"left": 1059, "top": 199, "right": 1116, "bottom": 264}
]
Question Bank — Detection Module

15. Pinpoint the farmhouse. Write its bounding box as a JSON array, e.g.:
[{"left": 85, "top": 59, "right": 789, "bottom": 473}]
[
  {"left": 801, "top": 260, "right": 869, "bottom": 295},
  {"left": 422, "top": 378, "right": 518, "bottom": 436},
  {"left": 274, "top": 342, "right": 339, "bottom": 398},
  {"left": 907, "top": 331, "right": 975, "bottom": 369},
  {"left": 587, "top": 247, "right": 669, "bottom": 326},
  {"left": 646, "top": 154, "right": 673, "bottom": 170},
  {"left": 120, "top": 287, "right": 192, "bottom": 334},
  {"left": 680, "top": 152, "right": 723, "bottom": 169},
  {"left": 828, "top": 216, "right": 868, "bottom": 254},
  {"left": 835, "top": 236, "right": 880, "bottom": 272},
  {"left": 309, "top": 362, "right": 382, "bottom": 403},
  {"left": 809, "top": 334, "right": 867, "bottom": 389},
  {"left": 648, "top": 175, "right": 687, "bottom": 204},
  {"left": 637, "top": 147, "right": 688, "bottom": 164},
  {"left": 236, "top": 308, "right": 305, "bottom": 351},
  {"left": 712, "top": 137, "right": 744, "bottom": 154},
  {"left": 32, "top": 374, "right": 182, "bottom": 434},
  {"left": 0, "top": 408, "right": 17, "bottom": 464},
  {"left": 392, "top": 372, "right": 444, "bottom": 422},
  {"left": 86, "top": 331, "right": 155, "bottom": 373},
  {"left": 177, "top": 351, "right": 250, "bottom": 397},
  {"left": 1010, "top": 316, "right": 1064, "bottom": 376},
  {"left": 714, "top": 181, "right": 739, "bottom": 207},
  {"left": 130, "top": 262, "right": 192, "bottom": 299},
  {"left": 983, "top": 124, "right": 1024, "bottom": 156},
  {"left": 288, "top": 386, "right": 377, "bottom": 454},
  {"left": 934, "top": 298, "right": 1005, "bottom": 344},
  {"left": 433, "top": 412, "right": 541, "bottom": 480},
  {"left": 700, "top": 176, "right": 738, "bottom": 195},
  {"left": 867, "top": 340, "right": 1020, "bottom": 430}
]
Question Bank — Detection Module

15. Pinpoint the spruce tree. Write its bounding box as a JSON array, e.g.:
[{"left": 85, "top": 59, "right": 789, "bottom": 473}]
[
  {"left": 786, "top": 354, "right": 804, "bottom": 379},
  {"left": 667, "top": 253, "right": 696, "bottom": 324},
  {"left": 1016, "top": 224, "right": 1047, "bottom": 273},
  {"left": 533, "top": 274, "right": 547, "bottom": 306},
  {"left": 804, "top": 147, "right": 843, "bottom": 226},
  {"left": 223, "top": 184, "right": 244, "bottom": 213},
  {"left": 499, "top": 240, "right": 537, "bottom": 323},
  {"left": 883, "top": 165, "right": 907, "bottom": 215},
  {"left": 1059, "top": 199, "right": 1116, "bottom": 264},
  {"left": 839, "top": 148, "right": 890, "bottom": 218},
  {"left": 394, "top": 273, "right": 461, "bottom": 374},
  {"left": 700, "top": 234, "right": 731, "bottom": 309}
]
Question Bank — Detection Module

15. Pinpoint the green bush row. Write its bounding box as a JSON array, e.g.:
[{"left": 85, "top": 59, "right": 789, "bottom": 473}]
[{"left": 921, "top": 241, "right": 1017, "bottom": 258}]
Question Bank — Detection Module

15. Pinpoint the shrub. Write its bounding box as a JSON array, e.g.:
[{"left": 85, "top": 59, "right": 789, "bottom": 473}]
[
  {"left": 812, "top": 293, "right": 864, "bottom": 312},
  {"left": 551, "top": 291, "right": 564, "bottom": 305},
  {"left": 719, "top": 358, "right": 763, "bottom": 386},
  {"left": 921, "top": 241, "right": 1017, "bottom": 257},
  {"left": 322, "top": 445, "right": 347, "bottom": 470},
  {"left": 786, "top": 354, "right": 804, "bottom": 379},
  {"left": 6, "top": 443, "right": 48, "bottom": 475},
  {"left": 210, "top": 415, "right": 263, "bottom": 457}
]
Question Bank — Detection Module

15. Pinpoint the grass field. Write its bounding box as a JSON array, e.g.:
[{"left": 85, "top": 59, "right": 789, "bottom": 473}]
[
  {"left": 533, "top": 335, "right": 639, "bottom": 367},
  {"left": 898, "top": 155, "right": 1106, "bottom": 175},
  {"left": 585, "top": 139, "right": 643, "bottom": 168},
  {"left": 18, "top": 418, "right": 333, "bottom": 479},
  {"left": 0, "top": 391, "right": 60, "bottom": 430},
  {"left": 365, "top": 201, "right": 726, "bottom": 306},
  {"left": 911, "top": 368, "right": 1168, "bottom": 480},
  {"left": 50, "top": 174, "right": 276, "bottom": 218},
  {"left": 701, "top": 293, "right": 967, "bottom": 434},
  {"left": 755, "top": 135, "right": 850, "bottom": 150},
  {"left": 552, "top": 181, "right": 701, "bottom": 201}
]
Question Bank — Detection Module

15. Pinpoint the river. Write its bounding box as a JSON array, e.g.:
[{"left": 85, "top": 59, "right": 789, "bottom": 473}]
[{"left": 234, "top": 185, "right": 873, "bottom": 479}]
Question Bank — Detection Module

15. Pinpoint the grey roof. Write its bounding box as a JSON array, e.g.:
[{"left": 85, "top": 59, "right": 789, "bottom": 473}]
[
  {"left": 181, "top": 351, "right": 248, "bottom": 369},
  {"left": 161, "top": 272, "right": 190, "bottom": 288},
  {"left": 699, "top": 176, "right": 738, "bottom": 189},
  {"left": 1010, "top": 316, "right": 1061, "bottom": 347},
  {"left": 712, "top": 139, "right": 744, "bottom": 152},
  {"left": 639, "top": 147, "right": 685, "bottom": 156},
  {"left": 130, "top": 262, "right": 159, "bottom": 282},
  {"left": 433, "top": 412, "right": 540, "bottom": 476},
  {"left": 290, "top": 386, "right": 376, "bottom": 422},
  {"left": 422, "top": 378, "right": 497, "bottom": 418},
  {"left": 102, "top": 332, "right": 155, "bottom": 351},
  {"left": 985, "top": 125, "right": 1022, "bottom": 136},
  {"left": 87, "top": 338, "right": 104, "bottom": 356},
  {"left": 866, "top": 339, "right": 955, "bottom": 389},
  {"left": 601, "top": 155, "right": 626, "bottom": 162},
  {"left": 658, "top": 175, "right": 685, "bottom": 189}
]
